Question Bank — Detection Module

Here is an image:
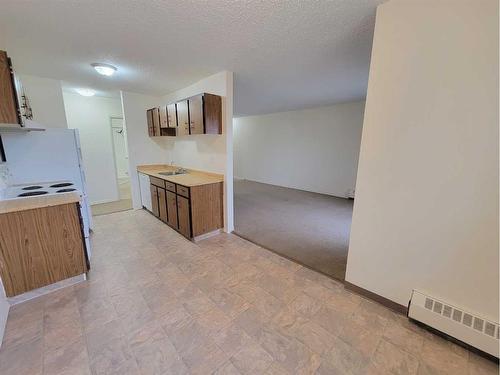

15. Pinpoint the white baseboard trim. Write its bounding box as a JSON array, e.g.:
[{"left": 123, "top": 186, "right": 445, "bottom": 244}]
[
  {"left": 91, "top": 198, "right": 121, "bottom": 205},
  {"left": 7, "top": 274, "right": 86, "bottom": 306},
  {"left": 234, "top": 177, "right": 352, "bottom": 199},
  {"left": 193, "top": 229, "right": 222, "bottom": 242}
]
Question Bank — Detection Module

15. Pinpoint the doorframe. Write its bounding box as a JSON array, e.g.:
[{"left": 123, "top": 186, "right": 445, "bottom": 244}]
[{"left": 109, "top": 116, "right": 126, "bottom": 201}]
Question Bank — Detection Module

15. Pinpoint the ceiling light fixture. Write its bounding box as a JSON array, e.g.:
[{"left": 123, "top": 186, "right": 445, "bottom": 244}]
[
  {"left": 75, "top": 88, "right": 96, "bottom": 97},
  {"left": 91, "top": 63, "right": 117, "bottom": 76}
]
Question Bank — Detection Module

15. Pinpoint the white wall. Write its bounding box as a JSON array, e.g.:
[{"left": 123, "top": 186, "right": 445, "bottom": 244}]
[
  {"left": 63, "top": 93, "right": 123, "bottom": 204},
  {"left": 124, "top": 71, "right": 234, "bottom": 232},
  {"left": 233, "top": 101, "right": 364, "bottom": 197},
  {"left": 346, "top": 0, "right": 499, "bottom": 321},
  {"left": 160, "top": 72, "right": 231, "bottom": 174},
  {"left": 18, "top": 74, "right": 67, "bottom": 128},
  {"left": 161, "top": 71, "right": 234, "bottom": 232}
]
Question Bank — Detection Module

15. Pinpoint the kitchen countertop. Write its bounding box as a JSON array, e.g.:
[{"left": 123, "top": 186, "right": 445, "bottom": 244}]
[
  {"left": 137, "top": 164, "right": 224, "bottom": 187},
  {"left": 0, "top": 191, "right": 81, "bottom": 214}
]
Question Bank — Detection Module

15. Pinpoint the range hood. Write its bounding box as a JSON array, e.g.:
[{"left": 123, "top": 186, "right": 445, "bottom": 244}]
[{"left": 0, "top": 121, "right": 45, "bottom": 133}]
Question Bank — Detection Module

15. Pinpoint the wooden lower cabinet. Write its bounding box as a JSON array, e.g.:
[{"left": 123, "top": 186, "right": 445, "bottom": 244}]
[
  {"left": 190, "top": 183, "right": 223, "bottom": 237},
  {"left": 166, "top": 191, "right": 178, "bottom": 228},
  {"left": 0, "top": 203, "right": 88, "bottom": 297},
  {"left": 177, "top": 195, "right": 191, "bottom": 238},
  {"left": 150, "top": 185, "right": 159, "bottom": 217},
  {"left": 158, "top": 187, "right": 168, "bottom": 222},
  {"left": 148, "top": 176, "right": 223, "bottom": 240}
]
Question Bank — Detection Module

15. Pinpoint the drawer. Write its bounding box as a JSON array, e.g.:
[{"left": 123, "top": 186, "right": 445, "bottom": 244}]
[
  {"left": 177, "top": 185, "right": 190, "bottom": 198},
  {"left": 150, "top": 176, "right": 165, "bottom": 188},
  {"left": 165, "top": 181, "right": 176, "bottom": 193}
]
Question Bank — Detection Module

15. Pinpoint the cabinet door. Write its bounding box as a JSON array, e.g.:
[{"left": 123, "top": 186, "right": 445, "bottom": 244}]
[
  {"left": 0, "top": 51, "right": 20, "bottom": 125},
  {"left": 0, "top": 203, "right": 87, "bottom": 297},
  {"left": 146, "top": 109, "right": 154, "bottom": 136},
  {"left": 176, "top": 100, "right": 189, "bottom": 136},
  {"left": 152, "top": 107, "right": 161, "bottom": 136},
  {"left": 204, "top": 93, "right": 222, "bottom": 134},
  {"left": 188, "top": 95, "right": 204, "bottom": 135},
  {"left": 166, "top": 191, "right": 178, "bottom": 229},
  {"left": 167, "top": 103, "right": 177, "bottom": 128},
  {"left": 150, "top": 184, "right": 159, "bottom": 217},
  {"left": 159, "top": 105, "right": 168, "bottom": 128},
  {"left": 177, "top": 195, "right": 191, "bottom": 238},
  {"left": 158, "top": 187, "right": 168, "bottom": 222}
]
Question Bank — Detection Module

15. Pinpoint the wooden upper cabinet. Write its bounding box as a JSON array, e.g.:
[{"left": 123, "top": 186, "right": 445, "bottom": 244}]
[
  {"left": 203, "top": 93, "right": 222, "bottom": 134},
  {"left": 159, "top": 105, "right": 168, "bottom": 128},
  {"left": 146, "top": 109, "right": 154, "bottom": 136},
  {"left": 176, "top": 100, "right": 189, "bottom": 136},
  {"left": 146, "top": 93, "right": 222, "bottom": 137},
  {"left": 152, "top": 107, "right": 161, "bottom": 135},
  {"left": 147, "top": 108, "right": 162, "bottom": 137},
  {"left": 188, "top": 95, "right": 203, "bottom": 135},
  {"left": 0, "top": 50, "right": 20, "bottom": 125},
  {"left": 167, "top": 103, "right": 177, "bottom": 128}
]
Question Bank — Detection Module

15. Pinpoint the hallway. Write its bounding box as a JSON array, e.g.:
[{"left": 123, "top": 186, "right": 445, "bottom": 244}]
[{"left": 91, "top": 177, "right": 133, "bottom": 216}]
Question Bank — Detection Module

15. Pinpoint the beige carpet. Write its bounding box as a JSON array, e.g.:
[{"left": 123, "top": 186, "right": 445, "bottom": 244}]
[
  {"left": 234, "top": 179, "right": 353, "bottom": 280},
  {"left": 91, "top": 177, "right": 133, "bottom": 216}
]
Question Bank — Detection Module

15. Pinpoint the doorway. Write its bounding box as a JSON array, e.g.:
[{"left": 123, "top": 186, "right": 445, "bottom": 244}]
[
  {"left": 62, "top": 90, "right": 133, "bottom": 216},
  {"left": 90, "top": 116, "right": 133, "bottom": 216},
  {"left": 232, "top": 102, "right": 364, "bottom": 281},
  {"left": 110, "top": 117, "right": 132, "bottom": 202}
]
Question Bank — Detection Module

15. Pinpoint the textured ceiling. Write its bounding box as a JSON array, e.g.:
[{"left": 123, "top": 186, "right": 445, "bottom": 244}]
[{"left": 0, "top": 0, "right": 384, "bottom": 116}]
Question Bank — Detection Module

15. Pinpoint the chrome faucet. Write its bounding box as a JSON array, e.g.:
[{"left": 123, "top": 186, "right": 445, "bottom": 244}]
[{"left": 175, "top": 168, "right": 188, "bottom": 174}]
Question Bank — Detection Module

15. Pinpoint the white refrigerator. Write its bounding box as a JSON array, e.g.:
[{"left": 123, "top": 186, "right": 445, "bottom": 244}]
[{"left": 1, "top": 129, "right": 93, "bottom": 251}]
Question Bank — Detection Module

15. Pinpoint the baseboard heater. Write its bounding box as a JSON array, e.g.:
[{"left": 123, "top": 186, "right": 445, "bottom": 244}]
[{"left": 408, "top": 290, "right": 499, "bottom": 358}]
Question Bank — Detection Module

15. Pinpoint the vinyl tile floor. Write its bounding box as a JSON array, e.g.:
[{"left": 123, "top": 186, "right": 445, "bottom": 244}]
[{"left": 0, "top": 209, "right": 497, "bottom": 375}]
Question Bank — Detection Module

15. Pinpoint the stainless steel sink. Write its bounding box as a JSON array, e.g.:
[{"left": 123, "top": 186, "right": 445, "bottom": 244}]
[{"left": 159, "top": 169, "right": 188, "bottom": 176}]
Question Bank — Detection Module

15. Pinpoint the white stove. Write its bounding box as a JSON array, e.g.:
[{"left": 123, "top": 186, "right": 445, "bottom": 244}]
[
  {"left": 4, "top": 181, "right": 79, "bottom": 199},
  {"left": 2, "top": 180, "right": 91, "bottom": 258}
]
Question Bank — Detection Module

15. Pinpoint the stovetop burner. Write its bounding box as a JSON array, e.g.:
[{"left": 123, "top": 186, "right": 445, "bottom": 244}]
[
  {"left": 22, "top": 185, "right": 43, "bottom": 190},
  {"left": 18, "top": 191, "right": 48, "bottom": 197},
  {"left": 50, "top": 182, "right": 74, "bottom": 188},
  {"left": 56, "top": 188, "right": 76, "bottom": 193}
]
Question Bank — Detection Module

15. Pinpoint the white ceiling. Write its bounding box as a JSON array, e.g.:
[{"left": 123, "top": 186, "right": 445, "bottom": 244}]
[{"left": 0, "top": 0, "right": 384, "bottom": 116}]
